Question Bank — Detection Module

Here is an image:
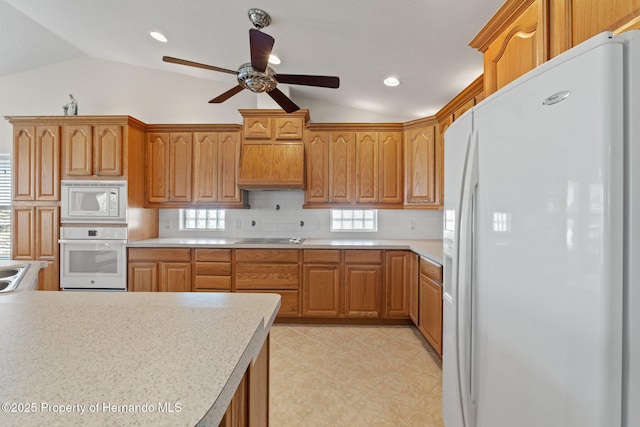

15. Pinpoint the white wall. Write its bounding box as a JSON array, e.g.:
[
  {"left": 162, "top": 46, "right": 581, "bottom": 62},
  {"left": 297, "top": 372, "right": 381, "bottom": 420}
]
[
  {"left": 0, "top": 56, "right": 406, "bottom": 153},
  {"left": 159, "top": 191, "right": 443, "bottom": 240}
]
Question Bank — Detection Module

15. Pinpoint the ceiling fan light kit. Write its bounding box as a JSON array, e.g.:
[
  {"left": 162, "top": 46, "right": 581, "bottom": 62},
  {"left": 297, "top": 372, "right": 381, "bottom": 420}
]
[{"left": 162, "top": 8, "right": 340, "bottom": 113}]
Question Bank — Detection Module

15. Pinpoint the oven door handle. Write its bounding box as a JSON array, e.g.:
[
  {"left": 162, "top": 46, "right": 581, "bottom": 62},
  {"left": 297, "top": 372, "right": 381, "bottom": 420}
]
[{"left": 58, "top": 239, "right": 128, "bottom": 244}]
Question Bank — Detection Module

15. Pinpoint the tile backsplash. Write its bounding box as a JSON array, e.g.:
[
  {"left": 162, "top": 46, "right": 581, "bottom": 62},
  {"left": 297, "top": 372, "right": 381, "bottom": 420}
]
[{"left": 159, "top": 191, "right": 443, "bottom": 240}]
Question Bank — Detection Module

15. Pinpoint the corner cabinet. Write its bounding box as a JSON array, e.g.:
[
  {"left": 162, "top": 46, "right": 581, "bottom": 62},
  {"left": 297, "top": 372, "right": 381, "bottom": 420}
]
[
  {"left": 403, "top": 118, "right": 439, "bottom": 208},
  {"left": 144, "top": 125, "right": 247, "bottom": 208}
]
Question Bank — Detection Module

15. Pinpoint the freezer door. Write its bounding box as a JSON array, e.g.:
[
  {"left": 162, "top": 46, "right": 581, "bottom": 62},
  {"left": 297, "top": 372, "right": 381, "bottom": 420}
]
[
  {"left": 442, "top": 111, "right": 473, "bottom": 427},
  {"left": 472, "top": 35, "right": 624, "bottom": 426}
]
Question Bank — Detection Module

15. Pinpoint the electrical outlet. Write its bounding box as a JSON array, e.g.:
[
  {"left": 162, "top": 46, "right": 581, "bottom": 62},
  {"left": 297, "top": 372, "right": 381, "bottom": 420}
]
[
  {"left": 235, "top": 219, "right": 241, "bottom": 230},
  {"left": 410, "top": 220, "right": 416, "bottom": 230},
  {"left": 315, "top": 220, "right": 320, "bottom": 230}
]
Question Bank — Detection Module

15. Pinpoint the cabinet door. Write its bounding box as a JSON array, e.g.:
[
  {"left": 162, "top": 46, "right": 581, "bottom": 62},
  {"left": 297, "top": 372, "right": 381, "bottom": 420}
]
[
  {"left": 63, "top": 125, "right": 93, "bottom": 176},
  {"left": 384, "top": 251, "right": 410, "bottom": 318},
  {"left": 305, "top": 131, "right": 329, "bottom": 203},
  {"left": 409, "top": 252, "right": 419, "bottom": 325},
  {"left": 146, "top": 133, "right": 170, "bottom": 203},
  {"left": 405, "top": 126, "right": 436, "bottom": 205},
  {"left": 355, "top": 132, "right": 379, "bottom": 203},
  {"left": 274, "top": 117, "right": 303, "bottom": 140},
  {"left": 159, "top": 262, "right": 191, "bottom": 292},
  {"left": 13, "top": 126, "right": 35, "bottom": 200},
  {"left": 379, "top": 132, "right": 403, "bottom": 204},
  {"left": 36, "top": 126, "right": 60, "bottom": 201},
  {"left": 218, "top": 132, "right": 242, "bottom": 203},
  {"left": 302, "top": 264, "right": 340, "bottom": 316},
  {"left": 12, "top": 206, "right": 35, "bottom": 259},
  {"left": 243, "top": 117, "right": 272, "bottom": 139},
  {"left": 419, "top": 273, "right": 443, "bottom": 355},
  {"left": 94, "top": 125, "right": 122, "bottom": 176},
  {"left": 329, "top": 132, "right": 353, "bottom": 203},
  {"left": 35, "top": 206, "right": 58, "bottom": 262},
  {"left": 169, "top": 132, "right": 192, "bottom": 202},
  {"left": 344, "top": 264, "right": 382, "bottom": 317},
  {"left": 193, "top": 132, "right": 218, "bottom": 203},
  {"left": 128, "top": 262, "right": 158, "bottom": 292}
]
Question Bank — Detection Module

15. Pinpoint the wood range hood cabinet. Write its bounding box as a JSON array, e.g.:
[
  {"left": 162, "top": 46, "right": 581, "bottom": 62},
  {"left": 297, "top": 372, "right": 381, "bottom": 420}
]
[{"left": 237, "top": 109, "right": 308, "bottom": 190}]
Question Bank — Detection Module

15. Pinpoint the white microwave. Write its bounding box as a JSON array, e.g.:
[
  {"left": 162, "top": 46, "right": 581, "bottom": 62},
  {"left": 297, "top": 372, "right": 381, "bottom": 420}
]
[{"left": 61, "top": 180, "right": 127, "bottom": 223}]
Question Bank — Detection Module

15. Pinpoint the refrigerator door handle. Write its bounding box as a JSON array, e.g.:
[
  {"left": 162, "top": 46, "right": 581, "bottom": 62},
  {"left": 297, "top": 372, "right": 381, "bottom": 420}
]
[{"left": 457, "top": 129, "right": 479, "bottom": 426}]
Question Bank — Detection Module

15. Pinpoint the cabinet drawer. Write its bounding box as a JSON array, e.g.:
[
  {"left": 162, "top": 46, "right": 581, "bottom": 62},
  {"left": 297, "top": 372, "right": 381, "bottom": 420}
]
[
  {"left": 196, "top": 262, "right": 232, "bottom": 276},
  {"left": 420, "top": 257, "right": 443, "bottom": 283},
  {"left": 194, "top": 276, "right": 232, "bottom": 291},
  {"left": 195, "top": 248, "right": 231, "bottom": 262},
  {"left": 241, "top": 290, "right": 300, "bottom": 317},
  {"left": 344, "top": 250, "right": 383, "bottom": 264},
  {"left": 128, "top": 248, "right": 191, "bottom": 262},
  {"left": 235, "top": 264, "right": 300, "bottom": 289},
  {"left": 236, "top": 249, "right": 300, "bottom": 263},
  {"left": 303, "top": 249, "right": 340, "bottom": 263}
]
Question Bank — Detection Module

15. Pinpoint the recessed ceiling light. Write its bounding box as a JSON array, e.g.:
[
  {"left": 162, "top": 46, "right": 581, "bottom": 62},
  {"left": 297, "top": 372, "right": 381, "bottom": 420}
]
[
  {"left": 384, "top": 77, "right": 400, "bottom": 87},
  {"left": 150, "top": 31, "right": 168, "bottom": 43},
  {"left": 268, "top": 54, "right": 281, "bottom": 65}
]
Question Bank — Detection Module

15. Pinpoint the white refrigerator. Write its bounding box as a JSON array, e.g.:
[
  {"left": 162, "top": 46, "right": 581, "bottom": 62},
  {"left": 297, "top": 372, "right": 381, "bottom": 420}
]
[{"left": 442, "top": 31, "right": 639, "bottom": 427}]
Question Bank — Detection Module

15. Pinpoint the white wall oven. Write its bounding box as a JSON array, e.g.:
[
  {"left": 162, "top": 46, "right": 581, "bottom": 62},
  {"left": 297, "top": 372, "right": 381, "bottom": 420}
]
[
  {"left": 61, "top": 180, "right": 127, "bottom": 223},
  {"left": 59, "top": 227, "right": 128, "bottom": 291}
]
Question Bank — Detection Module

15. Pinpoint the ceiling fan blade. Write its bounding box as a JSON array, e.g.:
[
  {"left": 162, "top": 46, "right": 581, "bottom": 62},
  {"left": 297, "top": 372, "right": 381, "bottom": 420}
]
[
  {"left": 163, "top": 56, "right": 236, "bottom": 75},
  {"left": 275, "top": 74, "right": 340, "bottom": 89},
  {"left": 249, "top": 29, "right": 274, "bottom": 73},
  {"left": 209, "top": 85, "right": 245, "bottom": 103},
  {"left": 267, "top": 88, "right": 300, "bottom": 113}
]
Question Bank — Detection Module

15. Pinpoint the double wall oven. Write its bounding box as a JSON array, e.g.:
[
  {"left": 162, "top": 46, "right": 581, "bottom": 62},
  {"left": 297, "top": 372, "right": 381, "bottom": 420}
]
[{"left": 59, "top": 181, "right": 128, "bottom": 291}]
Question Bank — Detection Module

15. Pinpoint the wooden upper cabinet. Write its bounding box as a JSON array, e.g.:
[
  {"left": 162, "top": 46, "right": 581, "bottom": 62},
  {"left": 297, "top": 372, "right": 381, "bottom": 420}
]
[
  {"left": 355, "top": 132, "right": 379, "bottom": 203},
  {"left": 63, "top": 123, "right": 123, "bottom": 177},
  {"left": 145, "top": 132, "right": 170, "bottom": 203},
  {"left": 379, "top": 132, "right": 403, "bottom": 204},
  {"left": 274, "top": 117, "right": 304, "bottom": 140},
  {"left": 94, "top": 125, "right": 122, "bottom": 176},
  {"left": 169, "top": 132, "right": 192, "bottom": 203},
  {"left": 13, "top": 125, "right": 60, "bottom": 201},
  {"left": 218, "top": 132, "right": 243, "bottom": 204},
  {"left": 405, "top": 124, "right": 436, "bottom": 206},
  {"left": 243, "top": 116, "right": 272, "bottom": 139},
  {"left": 193, "top": 132, "right": 218, "bottom": 203},
  {"left": 471, "top": 0, "right": 547, "bottom": 96},
  {"left": 571, "top": 0, "right": 640, "bottom": 46},
  {"left": 305, "top": 131, "right": 329, "bottom": 204},
  {"left": 329, "top": 131, "right": 354, "bottom": 203}
]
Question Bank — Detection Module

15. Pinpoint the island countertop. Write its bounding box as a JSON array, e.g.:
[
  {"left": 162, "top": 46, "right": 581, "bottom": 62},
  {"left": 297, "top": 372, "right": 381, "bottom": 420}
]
[
  {"left": 128, "top": 238, "right": 444, "bottom": 265},
  {"left": 0, "top": 291, "right": 280, "bottom": 426}
]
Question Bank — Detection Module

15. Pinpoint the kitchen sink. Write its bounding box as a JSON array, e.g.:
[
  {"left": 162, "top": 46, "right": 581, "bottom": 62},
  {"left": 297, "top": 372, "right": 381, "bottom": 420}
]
[
  {"left": 235, "top": 238, "right": 305, "bottom": 245},
  {"left": 0, "top": 264, "right": 29, "bottom": 293}
]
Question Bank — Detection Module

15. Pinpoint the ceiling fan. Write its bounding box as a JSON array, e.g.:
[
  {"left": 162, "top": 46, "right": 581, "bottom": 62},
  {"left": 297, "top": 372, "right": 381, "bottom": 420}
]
[{"left": 162, "top": 8, "right": 340, "bottom": 113}]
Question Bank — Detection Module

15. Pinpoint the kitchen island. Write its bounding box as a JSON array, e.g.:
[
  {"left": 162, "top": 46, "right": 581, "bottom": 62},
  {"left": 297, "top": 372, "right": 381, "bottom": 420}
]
[{"left": 0, "top": 291, "right": 280, "bottom": 426}]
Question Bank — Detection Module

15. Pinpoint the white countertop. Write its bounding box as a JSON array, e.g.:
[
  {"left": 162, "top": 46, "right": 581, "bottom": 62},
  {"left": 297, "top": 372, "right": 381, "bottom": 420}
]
[
  {"left": 0, "top": 291, "right": 280, "bottom": 426},
  {"left": 128, "top": 238, "right": 444, "bottom": 265},
  {"left": 0, "top": 260, "right": 47, "bottom": 293}
]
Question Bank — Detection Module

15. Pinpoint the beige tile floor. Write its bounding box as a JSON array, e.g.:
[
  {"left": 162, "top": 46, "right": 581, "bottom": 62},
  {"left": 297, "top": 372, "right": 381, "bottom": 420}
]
[{"left": 269, "top": 324, "right": 444, "bottom": 427}]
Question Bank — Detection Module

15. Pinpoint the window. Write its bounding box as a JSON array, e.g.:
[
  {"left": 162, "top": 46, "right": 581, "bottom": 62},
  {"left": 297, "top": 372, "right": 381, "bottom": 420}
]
[
  {"left": 0, "top": 155, "right": 10, "bottom": 259},
  {"left": 331, "top": 209, "right": 377, "bottom": 232},
  {"left": 180, "top": 209, "right": 225, "bottom": 230}
]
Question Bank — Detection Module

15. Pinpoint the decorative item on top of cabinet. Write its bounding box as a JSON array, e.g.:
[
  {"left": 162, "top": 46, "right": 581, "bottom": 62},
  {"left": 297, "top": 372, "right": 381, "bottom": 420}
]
[
  {"left": 470, "top": 0, "right": 548, "bottom": 97},
  {"left": 419, "top": 256, "right": 443, "bottom": 356}
]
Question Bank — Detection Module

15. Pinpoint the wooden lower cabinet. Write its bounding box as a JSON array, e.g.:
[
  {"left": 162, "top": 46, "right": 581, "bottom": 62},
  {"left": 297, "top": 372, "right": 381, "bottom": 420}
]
[
  {"left": 344, "top": 264, "right": 382, "bottom": 317},
  {"left": 194, "top": 248, "right": 232, "bottom": 291},
  {"left": 302, "top": 250, "right": 341, "bottom": 316},
  {"left": 418, "top": 257, "right": 443, "bottom": 356},
  {"left": 408, "top": 252, "right": 420, "bottom": 324},
  {"left": 127, "top": 248, "right": 191, "bottom": 292},
  {"left": 384, "top": 250, "right": 411, "bottom": 318},
  {"left": 220, "top": 334, "right": 269, "bottom": 427}
]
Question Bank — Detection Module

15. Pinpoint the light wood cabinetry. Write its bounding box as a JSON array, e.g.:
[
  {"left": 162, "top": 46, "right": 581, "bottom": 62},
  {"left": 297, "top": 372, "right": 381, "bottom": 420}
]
[
  {"left": 404, "top": 120, "right": 438, "bottom": 207},
  {"left": 409, "top": 252, "right": 419, "bottom": 325},
  {"left": 384, "top": 250, "right": 411, "bottom": 318},
  {"left": 62, "top": 123, "right": 123, "bottom": 177},
  {"left": 145, "top": 126, "right": 246, "bottom": 208},
  {"left": 304, "top": 124, "right": 403, "bottom": 208},
  {"left": 419, "top": 256, "right": 443, "bottom": 356},
  {"left": 302, "top": 250, "right": 341, "bottom": 316},
  {"left": 194, "top": 248, "right": 232, "bottom": 291},
  {"left": 235, "top": 249, "right": 300, "bottom": 317},
  {"left": 343, "top": 250, "right": 383, "bottom": 317},
  {"left": 128, "top": 248, "right": 192, "bottom": 292},
  {"left": 238, "top": 110, "right": 308, "bottom": 190},
  {"left": 13, "top": 125, "right": 60, "bottom": 201}
]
